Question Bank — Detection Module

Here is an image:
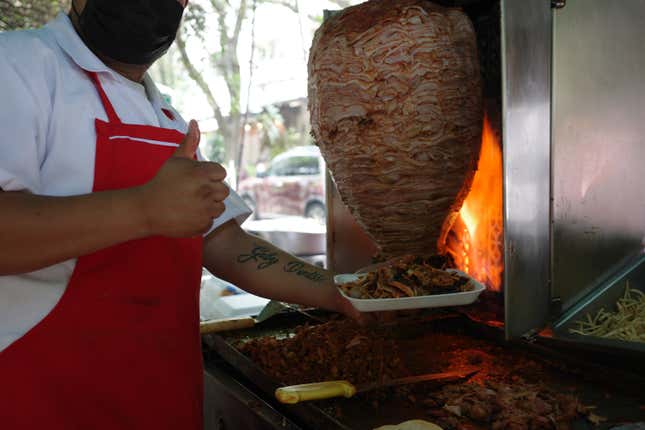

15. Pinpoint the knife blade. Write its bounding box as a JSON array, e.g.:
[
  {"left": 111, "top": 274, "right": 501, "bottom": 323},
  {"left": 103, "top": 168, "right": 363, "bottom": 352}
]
[{"left": 275, "top": 366, "right": 480, "bottom": 404}]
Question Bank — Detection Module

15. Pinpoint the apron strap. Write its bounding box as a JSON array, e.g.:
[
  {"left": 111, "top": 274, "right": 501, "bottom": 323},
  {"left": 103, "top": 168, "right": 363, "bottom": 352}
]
[{"left": 84, "top": 71, "right": 121, "bottom": 124}]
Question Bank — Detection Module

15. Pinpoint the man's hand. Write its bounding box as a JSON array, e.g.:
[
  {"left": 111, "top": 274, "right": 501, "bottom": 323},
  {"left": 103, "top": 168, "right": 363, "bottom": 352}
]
[
  {"left": 332, "top": 288, "right": 374, "bottom": 324},
  {"left": 0, "top": 120, "right": 230, "bottom": 274},
  {"left": 137, "top": 120, "right": 230, "bottom": 237}
]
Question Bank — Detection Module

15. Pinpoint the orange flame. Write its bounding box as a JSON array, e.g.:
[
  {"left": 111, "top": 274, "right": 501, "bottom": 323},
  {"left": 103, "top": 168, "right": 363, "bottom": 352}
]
[{"left": 446, "top": 115, "right": 504, "bottom": 291}]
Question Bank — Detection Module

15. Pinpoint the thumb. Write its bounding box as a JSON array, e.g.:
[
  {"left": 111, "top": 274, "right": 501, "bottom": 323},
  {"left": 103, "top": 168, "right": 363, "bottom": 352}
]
[{"left": 174, "top": 120, "right": 200, "bottom": 159}]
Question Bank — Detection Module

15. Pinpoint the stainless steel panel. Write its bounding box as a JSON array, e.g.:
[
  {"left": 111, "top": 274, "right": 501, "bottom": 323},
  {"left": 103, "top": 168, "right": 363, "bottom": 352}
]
[
  {"left": 501, "top": 0, "right": 552, "bottom": 338},
  {"left": 552, "top": 0, "right": 645, "bottom": 310},
  {"left": 203, "top": 369, "right": 302, "bottom": 430}
]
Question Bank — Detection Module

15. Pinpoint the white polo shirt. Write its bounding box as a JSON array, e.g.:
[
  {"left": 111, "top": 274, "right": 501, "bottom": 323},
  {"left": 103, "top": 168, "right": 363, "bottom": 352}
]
[{"left": 0, "top": 13, "right": 250, "bottom": 352}]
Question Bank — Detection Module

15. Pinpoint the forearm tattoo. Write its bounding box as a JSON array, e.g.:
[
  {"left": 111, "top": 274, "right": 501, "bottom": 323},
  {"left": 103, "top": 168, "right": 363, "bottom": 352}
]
[
  {"left": 283, "top": 261, "right": 327, "bottom": 283},
  {"left": 237, "top": 244, "right": 279, "bottom": 269},
  {"left": 237, "top": 243, "right": 328, "bottom": 283}
]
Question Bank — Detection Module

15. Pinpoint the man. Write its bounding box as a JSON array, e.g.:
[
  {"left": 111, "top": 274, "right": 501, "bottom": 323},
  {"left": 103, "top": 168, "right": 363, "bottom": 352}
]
[{"left": 0, "top": 1, "right": 360, "bottom": 428}]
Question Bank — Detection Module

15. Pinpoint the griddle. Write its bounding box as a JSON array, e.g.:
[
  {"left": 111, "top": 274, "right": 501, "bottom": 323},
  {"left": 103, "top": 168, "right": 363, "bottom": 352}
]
[{"left": 202, "top": 310, "right": 645, "bottom": 429}]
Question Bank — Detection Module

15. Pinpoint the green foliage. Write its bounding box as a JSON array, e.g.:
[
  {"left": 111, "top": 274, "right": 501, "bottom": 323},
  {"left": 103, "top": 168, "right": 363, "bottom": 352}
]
[
  {"left": 255, "top": 106, "right": 282, "bottom": 142},
  {"left": 229, "top": 72, "right": 241, "bottom": 114},
  {"left": 205, "top": 132, "right": 226, "bottom": 163},
  {"left": 269, "top": 127, "right": 311, "bottom": 159},
  {"left": 255, "top": 105, "right": 311, "bottom": 159},
  {"left": 181, "top": 1, "right": 207, "bottom": 40},
  {"left": 244, "top": 163, "right": 257, "bottom": 178},
  {"left": 0, "top": 0, "right": 69, "bottom": 31}
]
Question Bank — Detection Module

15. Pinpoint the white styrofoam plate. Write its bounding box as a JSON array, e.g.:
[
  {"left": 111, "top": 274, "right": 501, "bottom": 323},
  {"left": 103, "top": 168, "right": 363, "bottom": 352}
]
[{"left": 335, "top": 269, "right": 486, "bottom": 312}]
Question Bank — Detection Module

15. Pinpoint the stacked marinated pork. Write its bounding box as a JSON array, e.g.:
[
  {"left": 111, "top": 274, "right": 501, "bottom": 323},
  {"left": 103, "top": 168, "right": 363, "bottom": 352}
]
[{"left": 309, "top": 0, "right": 482, "bottom": 257}]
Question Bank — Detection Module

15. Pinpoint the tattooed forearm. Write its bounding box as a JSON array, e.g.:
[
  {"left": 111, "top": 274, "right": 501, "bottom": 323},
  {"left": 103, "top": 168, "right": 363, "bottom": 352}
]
[
  {"left": 237, "top": 244, "right": 279, "bottom": 269},
  {"left": 236, "top": 243, "right": 327, "bottom": 282},
  {"left": 283, "top": 261, "right": 327, "bottom": 283}
]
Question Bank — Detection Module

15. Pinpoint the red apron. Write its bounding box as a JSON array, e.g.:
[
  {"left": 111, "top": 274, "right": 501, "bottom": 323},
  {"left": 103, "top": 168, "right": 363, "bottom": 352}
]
[{"left": 0, "top": 71, "right": 204, "bottom": 429}]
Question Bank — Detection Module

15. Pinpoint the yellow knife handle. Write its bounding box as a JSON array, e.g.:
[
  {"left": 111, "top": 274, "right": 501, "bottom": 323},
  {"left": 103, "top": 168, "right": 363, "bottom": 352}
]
[
  {"left": 199, "top": 317, "right": 255, "bottom": 334},
  {"left": 275, "top": 381, "right": 357, "bottom": 404}
]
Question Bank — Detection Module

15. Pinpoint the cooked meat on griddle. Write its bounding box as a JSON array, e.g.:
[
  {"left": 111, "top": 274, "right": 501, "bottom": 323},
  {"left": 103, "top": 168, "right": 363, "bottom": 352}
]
[
  {"left": 308, "top": 0, "right": 482, "bottom": 257},
  {"left": 428, "top": 381, "right": 593, "bottom": 430},
  {"left": 237, "top": 320, "right": 410, "bottom": 385},
  {"left": 235, "top": 319, "right": 603, "bottom": 429}
]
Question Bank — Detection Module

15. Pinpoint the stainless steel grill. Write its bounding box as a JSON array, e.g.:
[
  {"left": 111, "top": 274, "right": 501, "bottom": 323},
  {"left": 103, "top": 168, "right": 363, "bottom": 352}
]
[{"left": 202, "top": 1, "right": 645, "bottom": 428}]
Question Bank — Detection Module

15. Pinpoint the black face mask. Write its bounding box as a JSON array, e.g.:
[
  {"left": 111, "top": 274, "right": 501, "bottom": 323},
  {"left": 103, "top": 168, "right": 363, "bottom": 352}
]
[{"left": 73, "top": 0, "right": 184, "bottom": 65}]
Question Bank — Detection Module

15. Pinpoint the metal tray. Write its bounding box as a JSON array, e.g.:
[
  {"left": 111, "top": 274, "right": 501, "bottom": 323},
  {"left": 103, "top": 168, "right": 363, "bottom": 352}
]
[
  {"left": 553, "top": 252, "right": 645, "bottom": 353},
  {"left": 335, "top": 270, "right": 486, "bottom": 312}
]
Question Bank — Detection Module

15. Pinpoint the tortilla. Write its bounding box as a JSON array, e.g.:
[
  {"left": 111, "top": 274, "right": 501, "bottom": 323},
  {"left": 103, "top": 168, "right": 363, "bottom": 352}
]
[{"left": 374, "top": 419, "right": 444, "bottom": 430}]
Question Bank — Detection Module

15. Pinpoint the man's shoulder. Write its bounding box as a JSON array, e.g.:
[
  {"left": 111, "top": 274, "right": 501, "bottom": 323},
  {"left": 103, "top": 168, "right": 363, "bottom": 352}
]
[{"left": 0, "top": 26, "right": 62, "bottom": 77}]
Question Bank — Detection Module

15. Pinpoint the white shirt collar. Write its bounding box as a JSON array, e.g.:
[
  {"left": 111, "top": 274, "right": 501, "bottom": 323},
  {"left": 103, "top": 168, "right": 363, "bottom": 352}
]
[
  {"left": 45, "top": 13, "right": 171, "bottom": 109},
  {"left": 45, "top": 13, "right": 114, "bottom": 75},
  {"left": 45, "top": 12, "right": 181, "bottom": 125},
  {"left": 143, "top": 74, "right": 164, "bottom": 107}
]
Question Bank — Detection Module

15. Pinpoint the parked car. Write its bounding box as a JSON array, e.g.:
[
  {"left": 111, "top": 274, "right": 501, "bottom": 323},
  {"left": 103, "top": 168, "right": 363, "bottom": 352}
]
[{"left": 238, "top": 146, "right": 326, "bottom": 222}]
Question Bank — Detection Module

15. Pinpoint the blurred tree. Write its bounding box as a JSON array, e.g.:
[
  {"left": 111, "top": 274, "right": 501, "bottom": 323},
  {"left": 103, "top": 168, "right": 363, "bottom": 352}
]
[
  {"left": 2, "top": 0, "right": 355, "bottom": 170},
  {"left": 0, "top": 0, "right": 69, "bottom": 31},
  {"left": 174, "top": 0, "right": 354, "bottom": 173},
  {"left": 255, "top": 106, "right": 286, "bottom": 157},
  {"left": 176, "top": 0, "right": 248, "bottom": 172},
  {"left": 205, "top": 133, "right": 226, "bottom": 164}
]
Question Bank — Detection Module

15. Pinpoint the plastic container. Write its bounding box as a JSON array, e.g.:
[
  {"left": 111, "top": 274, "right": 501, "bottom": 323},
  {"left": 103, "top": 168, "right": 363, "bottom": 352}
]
[{"left": 335, "top": 269, "right": 486, "bottom": 312}]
